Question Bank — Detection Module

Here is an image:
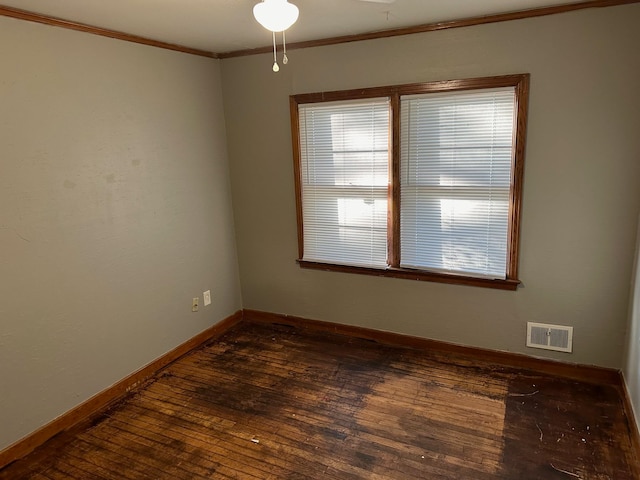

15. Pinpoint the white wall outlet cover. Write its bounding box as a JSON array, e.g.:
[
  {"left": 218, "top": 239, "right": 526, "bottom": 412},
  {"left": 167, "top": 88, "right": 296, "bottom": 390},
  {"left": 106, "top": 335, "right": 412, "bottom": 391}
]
[
  {"left": 192, "top": 297, "right": 199, "bottom": 312},
  {"left": 203, "top": 290, "right": 211, "bottom": 306}
]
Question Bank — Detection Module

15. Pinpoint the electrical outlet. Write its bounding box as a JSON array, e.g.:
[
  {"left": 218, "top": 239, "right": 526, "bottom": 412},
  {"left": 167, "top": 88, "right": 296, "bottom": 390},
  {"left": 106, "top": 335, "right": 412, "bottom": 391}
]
[
  {"left": 203, "top": 290, "right": 211, "bottom": 306},
  {"left": 192, "top": 297, "right": 199, "bottom": 312}
]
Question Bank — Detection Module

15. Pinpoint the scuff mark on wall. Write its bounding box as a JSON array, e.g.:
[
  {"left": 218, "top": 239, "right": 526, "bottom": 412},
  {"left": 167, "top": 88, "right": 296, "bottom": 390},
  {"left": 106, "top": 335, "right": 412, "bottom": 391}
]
[{"left": 0, "top": 226, "right": 31, "bottom": 243}]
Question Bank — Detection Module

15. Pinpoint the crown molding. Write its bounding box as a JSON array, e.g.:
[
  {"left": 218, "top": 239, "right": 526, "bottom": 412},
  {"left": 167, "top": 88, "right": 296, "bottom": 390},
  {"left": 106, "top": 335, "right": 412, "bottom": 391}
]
[
  {"left": 218, "top": 0, "right": 640, "bottom": 58},
  {"left": 0, "top": 5, "right": 218, "bottom": 58},
  {"left": 1, "top": 1, "right": 638, "bottom": 60}
]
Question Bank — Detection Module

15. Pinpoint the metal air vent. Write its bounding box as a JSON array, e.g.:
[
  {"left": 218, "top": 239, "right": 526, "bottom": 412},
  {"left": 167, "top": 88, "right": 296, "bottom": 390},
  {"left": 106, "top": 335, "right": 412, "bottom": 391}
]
[{"left": 526, "top": 322, "right": 573, "bottom": 353}]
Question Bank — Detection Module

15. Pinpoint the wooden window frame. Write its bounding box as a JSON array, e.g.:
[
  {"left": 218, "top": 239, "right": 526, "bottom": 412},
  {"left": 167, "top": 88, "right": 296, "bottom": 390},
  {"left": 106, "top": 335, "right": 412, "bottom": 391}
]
[{"left": 290, "top": 74, "right": 530, "bottom": 291}]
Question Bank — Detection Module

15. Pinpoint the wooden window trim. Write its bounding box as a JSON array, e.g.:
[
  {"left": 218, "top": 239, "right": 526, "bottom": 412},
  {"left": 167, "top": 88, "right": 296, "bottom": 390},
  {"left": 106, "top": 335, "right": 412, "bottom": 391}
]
[
  {"left": 290, "top": 74, "right": 530, "bottom": 291},
  {"left": 296, "top": 260, "right": 521, "bottom": 290}
]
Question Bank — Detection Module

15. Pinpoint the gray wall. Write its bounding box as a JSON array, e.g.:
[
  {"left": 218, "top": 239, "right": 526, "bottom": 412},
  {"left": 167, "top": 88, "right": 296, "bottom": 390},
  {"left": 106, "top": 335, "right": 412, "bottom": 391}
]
[
  {"left": 221, "top": 4, "right": 640, "bottom": 368},
  {"left": 0, "top": 18, "right": 242, "bottom": 450}
]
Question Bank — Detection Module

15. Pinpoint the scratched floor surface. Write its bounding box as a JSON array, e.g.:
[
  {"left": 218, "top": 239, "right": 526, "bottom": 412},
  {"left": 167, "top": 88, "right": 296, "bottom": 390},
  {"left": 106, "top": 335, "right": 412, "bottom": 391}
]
[{"left": 1, "top": 321, "right": 637, "bottom": 479}]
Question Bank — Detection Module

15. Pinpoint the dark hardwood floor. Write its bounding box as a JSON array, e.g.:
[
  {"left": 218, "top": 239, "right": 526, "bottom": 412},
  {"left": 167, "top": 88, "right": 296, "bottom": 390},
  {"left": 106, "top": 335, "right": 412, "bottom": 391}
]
[{"left": 1, "top": 321, "right": 637, "bottom": 479}]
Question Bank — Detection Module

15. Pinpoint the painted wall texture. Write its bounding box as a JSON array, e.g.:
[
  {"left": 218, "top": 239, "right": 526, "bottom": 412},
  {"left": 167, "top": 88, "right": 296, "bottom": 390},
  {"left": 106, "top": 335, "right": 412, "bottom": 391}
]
[
  {"left": 221, "top": 4, "right": 640, "bottom": 368},
  {"left": 0, "top": 18, "right": 242, "bottom": 450}
]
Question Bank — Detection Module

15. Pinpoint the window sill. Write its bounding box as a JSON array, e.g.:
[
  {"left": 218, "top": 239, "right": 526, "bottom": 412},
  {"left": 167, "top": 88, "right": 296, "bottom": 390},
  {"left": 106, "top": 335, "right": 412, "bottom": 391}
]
[{"left": 297, "top": 260, "right": 521, "bottom": 291}]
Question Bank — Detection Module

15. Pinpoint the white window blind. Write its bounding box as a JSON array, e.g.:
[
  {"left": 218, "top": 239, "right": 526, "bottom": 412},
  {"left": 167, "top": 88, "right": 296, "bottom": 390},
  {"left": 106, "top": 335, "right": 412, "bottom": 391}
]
[
  {"left": 298, "top": 99, "right": 390, "bottom": 268},
  {"left": 400, "top": 87, "right": 516, "bottom": 279}
]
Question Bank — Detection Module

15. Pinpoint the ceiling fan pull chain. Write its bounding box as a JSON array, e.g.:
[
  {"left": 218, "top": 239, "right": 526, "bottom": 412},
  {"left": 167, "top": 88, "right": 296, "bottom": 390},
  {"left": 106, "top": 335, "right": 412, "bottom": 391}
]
[
  {"left": 282, "top": 30, "right": 289, "bottom": 65},
  {"left": 272, "top": 31, "right": 280, "bottom": 72}
]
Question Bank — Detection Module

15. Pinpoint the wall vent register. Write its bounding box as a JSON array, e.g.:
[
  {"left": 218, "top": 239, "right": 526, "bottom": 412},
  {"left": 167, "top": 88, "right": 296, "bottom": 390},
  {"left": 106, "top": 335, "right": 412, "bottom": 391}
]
[{"left": 526, "top": 322, "right": 573, "bottom": 353}]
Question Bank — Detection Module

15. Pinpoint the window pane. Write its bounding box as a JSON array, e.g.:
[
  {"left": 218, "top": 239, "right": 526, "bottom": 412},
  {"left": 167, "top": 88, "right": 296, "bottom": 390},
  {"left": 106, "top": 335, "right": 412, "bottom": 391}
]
[
  {"left": 400, "top": 88, "right": 516, "bottom": 278},
  {"left": 299, "top": 99, "right": 390, "bottom": 268}
]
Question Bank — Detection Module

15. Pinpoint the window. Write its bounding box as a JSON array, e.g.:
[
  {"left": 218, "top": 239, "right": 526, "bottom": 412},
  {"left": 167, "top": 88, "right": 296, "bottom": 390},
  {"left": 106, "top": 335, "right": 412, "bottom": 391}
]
[
  {"left": 290, "top": 74, "right": 529, "bottom": 290},
  {"left": 298, "top": 99, "right": 390, "bottom": 268}
]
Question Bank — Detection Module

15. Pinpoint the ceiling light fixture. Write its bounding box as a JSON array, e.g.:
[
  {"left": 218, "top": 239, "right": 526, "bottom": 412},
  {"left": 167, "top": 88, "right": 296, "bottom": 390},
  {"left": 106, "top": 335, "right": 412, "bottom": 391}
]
[{"left": 253, "top": 0, "right": 299, "bottom": 72}]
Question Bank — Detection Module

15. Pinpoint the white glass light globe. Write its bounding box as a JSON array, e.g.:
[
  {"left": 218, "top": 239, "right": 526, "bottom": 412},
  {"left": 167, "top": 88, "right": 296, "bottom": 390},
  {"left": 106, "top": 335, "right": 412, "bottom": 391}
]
[{"left": 253, "top": 0, "right": 299, "bottom": 32}]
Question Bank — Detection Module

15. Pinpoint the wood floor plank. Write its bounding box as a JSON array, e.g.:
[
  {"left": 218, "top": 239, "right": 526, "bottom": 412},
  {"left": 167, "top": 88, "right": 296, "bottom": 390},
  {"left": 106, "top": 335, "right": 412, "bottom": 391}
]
[
  {"left": 1, "top": 321, "right": 637, "bottom": 479},
  {"left": 124, "top": 392, "right": 387, "bottom": 480},
  {"left": 83, "top": 425, "right": 213, "bottom": 480},
  {"left": 104, "top": 418, "right": 239, "bottom": 480},
  {"left": 107, "top": 406, "right": 269, "bottom": 479},
  {"left": 54, "top": 450, "right": 121, "bottom": 480},
  {"left": 39, "top": 458, "right": 105, "bottom": 480}
]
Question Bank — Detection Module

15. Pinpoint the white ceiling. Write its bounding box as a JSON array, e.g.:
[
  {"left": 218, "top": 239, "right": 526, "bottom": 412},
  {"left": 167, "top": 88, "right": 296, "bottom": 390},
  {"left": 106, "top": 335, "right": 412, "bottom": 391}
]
[{"left": 1, "top": 0, "right": 586, "bottom": 54}]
